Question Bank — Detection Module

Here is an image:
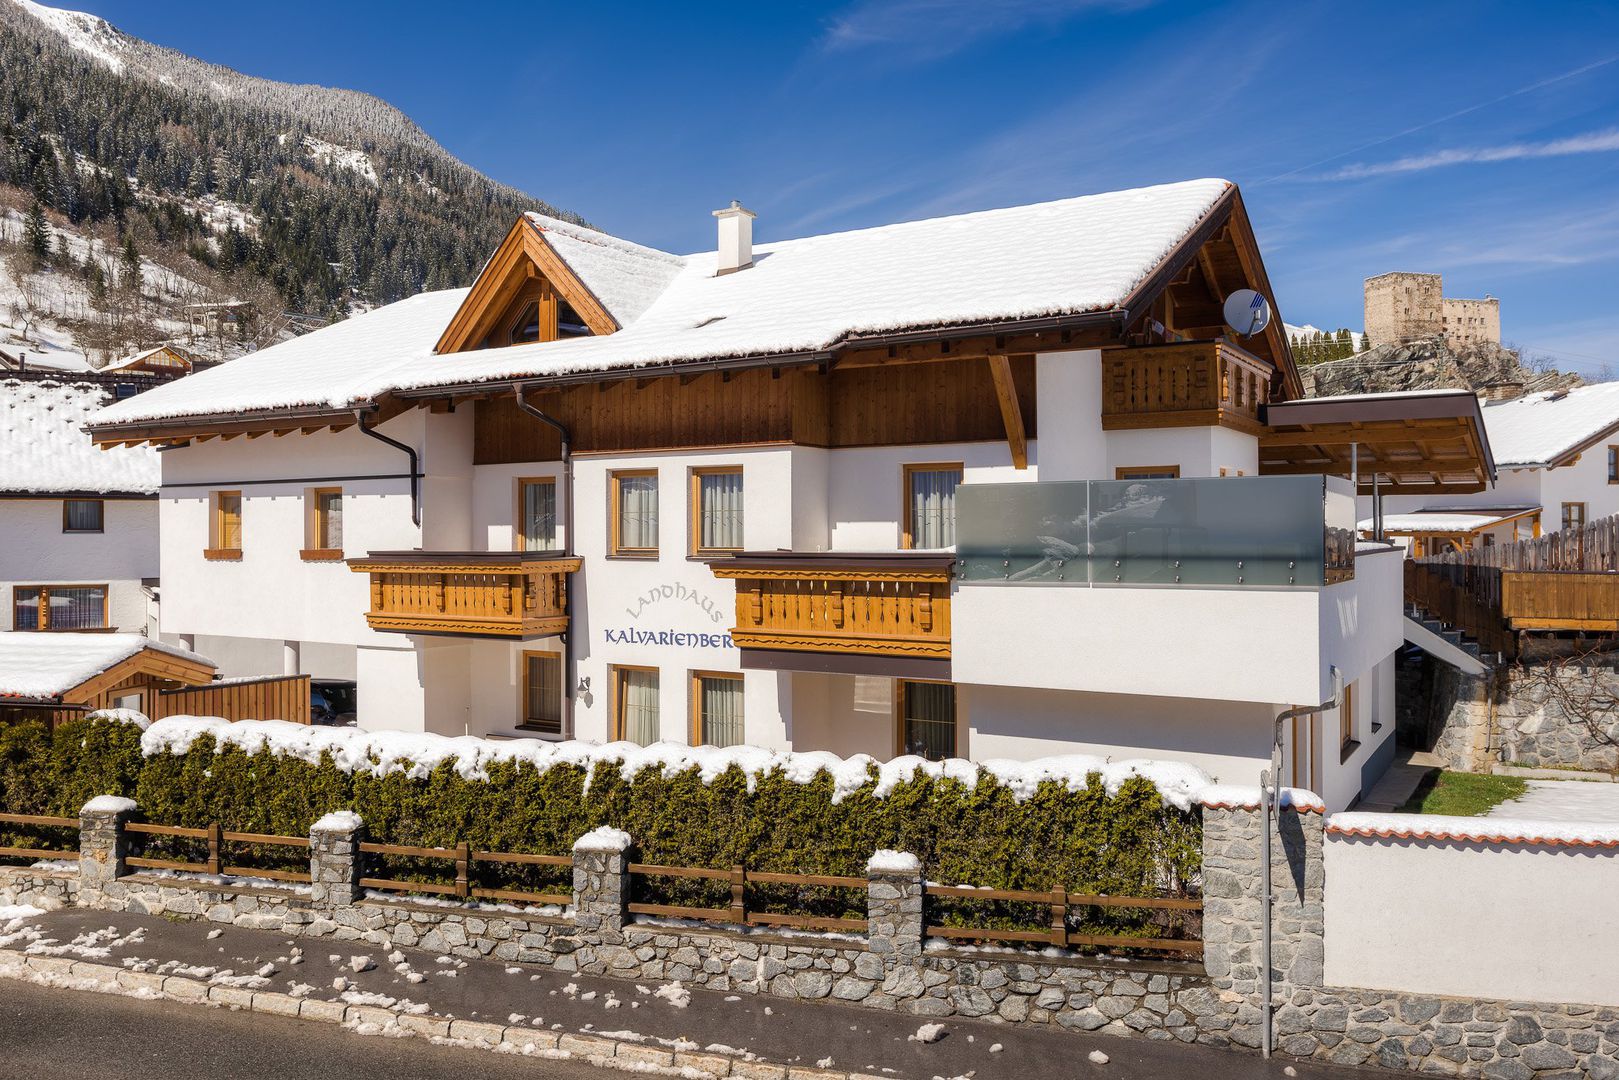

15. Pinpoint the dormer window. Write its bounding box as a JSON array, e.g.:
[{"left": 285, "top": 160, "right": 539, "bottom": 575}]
[
  {"left": 558, "top": 300, "right": 591, "bottom": 338},
  {"left": 509, "top": 301, "right": 541, "bottom": 345}
]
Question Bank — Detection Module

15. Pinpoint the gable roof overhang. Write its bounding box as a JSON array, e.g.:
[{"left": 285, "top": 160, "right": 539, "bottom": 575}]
[
  {"left": 0, "top": 645, "right": 217, "bottom": 706},
  {"left": 434, "top": 217, "right": 620, "bottom": 355},
  {"left": 1260, "top": 390, "right": 1497, "bottom": 496}
]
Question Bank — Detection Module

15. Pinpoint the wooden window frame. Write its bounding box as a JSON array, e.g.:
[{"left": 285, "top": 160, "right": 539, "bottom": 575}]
[
  {"left": 689, "top": 466, "right": 744, "bottom": 558},
  {"left": 519, "top": 649, "right": 565, "bottom": 737},
  {"left": 609, "top": 469, "right": 660, "bottom": 559},
  {"left": 689, "top": 669, "right": 744, "bottom": 747},
  {"left": 206, "top": 490, "right": 243, "bottom": 561},
  {"left": 513, "top": 475, "right": 559, "bottom": 553},
  {"left": 12, "top": 583, "right": 110, "bottom": 631},
  {"left": 300, "top": 487, "right": 344, "bottom": 561},
  {"left": 1115, "top": 465, "right": 1181, "bottom": 480},
  {"left": 1338, "top": 681, "right": 1358, "bottom": 760},
  {"left": 901, "top": 462, "right": 964, "bottom": 551},
  {"left": 893, "top": 678, "right": 959, "bottom": 760},
  {"left": 61, "top": 498, "right": 105, "bottom": 534},
  {"left": 1609, "top": 445, "right": 1619, "bottom": 485},
  {"left": 610, "top": 663, "right": 660, "bottom": 742},
  {"left": 1562, "top": 501, "right": 1588, "bottom": 532}
]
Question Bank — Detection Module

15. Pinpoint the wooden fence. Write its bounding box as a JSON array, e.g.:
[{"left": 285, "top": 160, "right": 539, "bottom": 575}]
[
  {"left": 0, "top": 812, "right": 78, "bottom": 862},
  {"left": 358, "top": 840, "right": 571, "bottom": 906},
  {"left": 154, "top": 674, "right": 312, "bottom": 725},
  {"left": 923, "top": 883, "right": 1204, "bottom": 956},
  {"left": 123, "top": 821, "right": 311, "bottom": 884},
  {"left": 1419, "top": 514, "right": 1619, "bottom": 573},
  {"left": 627, "top": 863, "right": 869, "bottom": 934}
]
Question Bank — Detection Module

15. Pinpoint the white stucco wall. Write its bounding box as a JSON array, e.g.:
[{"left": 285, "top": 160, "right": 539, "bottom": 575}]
[
  {"left": 825, "top": 443, "right": 1034, "bottom": 551},
  {"left": 1324, "top": 834, "right": 1619, "bottom": 1005},
  {"left": 1, "top": 496, "right": 158, "bottom": 633},
  {"left": 1034, "top": 350, "right": 1107, "bottom": 481},
  {"left": 1104, "top": 425, "right": 1258, "bottom": 480}
]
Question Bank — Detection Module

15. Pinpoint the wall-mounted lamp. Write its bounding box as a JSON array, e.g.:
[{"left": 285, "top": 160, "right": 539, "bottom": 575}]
[{"left": 577, "top": 676, "right": 591, "bottom": 694}]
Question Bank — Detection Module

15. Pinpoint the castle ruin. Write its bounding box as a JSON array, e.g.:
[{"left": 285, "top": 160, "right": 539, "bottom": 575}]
[{"left": 1364, "top": 272, "right": 1499, "bottom": 348}]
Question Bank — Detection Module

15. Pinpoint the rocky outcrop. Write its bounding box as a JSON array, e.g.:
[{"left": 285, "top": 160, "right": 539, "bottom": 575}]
[{"left": 1301, "top": 338, "right": 1581, "bottom": 399}]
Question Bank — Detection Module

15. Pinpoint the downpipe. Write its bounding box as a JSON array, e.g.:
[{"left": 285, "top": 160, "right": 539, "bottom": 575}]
[
  {"left": 1261, "top": 665, "right": 1341, "bottom": 1058},
  {"left": 353, "top": 408, "right": 421, "bottom": 527},
  {"left": 512, "top": 384, "right": 577, "bottom": 739}
]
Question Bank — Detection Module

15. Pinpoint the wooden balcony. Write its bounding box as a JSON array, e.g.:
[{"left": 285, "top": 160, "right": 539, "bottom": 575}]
[
  {"left": 1100, "top": 339, "right": 1273, "bottom": 435},
  {"left": 348, "top": 551, "right": 581, "bottom": 639},
  {"left": 710, "top": 553, "right": 955, "bottom": 678}
]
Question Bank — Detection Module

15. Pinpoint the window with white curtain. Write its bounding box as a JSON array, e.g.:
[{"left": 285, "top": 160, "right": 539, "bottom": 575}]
[
  {"left": 615, "top": 667, "right": 660, "bottom": 745},
  {"left": 520, "top": 478, "right": 557, "bottom": 551},
  {"left": 898, "top": 681, "right": 956, "bottom": 760},
  {"left": 612, "top": 472, "right": 659, "bottom": 555},
  {"left": 695, "top": 673, "right": 744, "bottom": 747},
  {"left": 904, "top": 465, "right": 962, "bottom": 549},
  {"left": 63, "top": 499, "right": 103, "bottom": 533},
  {"left": 13, "top": 585, "right": 108, "bottom": 631},
  {"left": 693, "top": 468, "right": 743, "bottom": 553}
]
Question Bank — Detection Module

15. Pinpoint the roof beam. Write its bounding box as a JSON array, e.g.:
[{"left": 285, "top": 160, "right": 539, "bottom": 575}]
[{"left": 987, "top": 354, "right": 1029, "bottom": 470}]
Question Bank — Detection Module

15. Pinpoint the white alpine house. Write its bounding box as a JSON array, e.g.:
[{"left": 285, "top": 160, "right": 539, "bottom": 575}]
[{"left": 87, "top": 178, "right": 1500, "bottom": 811}]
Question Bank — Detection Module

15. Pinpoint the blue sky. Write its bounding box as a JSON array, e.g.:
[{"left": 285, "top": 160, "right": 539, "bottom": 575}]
[{"left": 76, "top": 0, "right": 1619, "bottom": 375}]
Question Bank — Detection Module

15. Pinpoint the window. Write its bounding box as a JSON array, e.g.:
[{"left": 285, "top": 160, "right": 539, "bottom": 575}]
[
  {"left": 302, "top": 488, "right": 343, "bottom": 559},
  {"left": 610, "top": 471, "right": 659, "bottom": 557},
  {"left": 207, "top": 490, "right": 242, "bottom": 559},
  {"left": 691, "top": 672, "right": 743, "bottom": 747},
  {"left": 1563, "top": 502, "right": 1587, "bottom": 532},
  {"left": 903, "top": 464, "right": 962, "bottom": 549},
  {"left": 1338, "top": 681, "right": 1356, "bottom": 754},
  {"left": 897, "top": 681, "right": 957, "bottom": 761},
  {"left": 517, "top": 478, "right": 558, "bottom": 551},
  {"left": 509, "top": 301, "right": 541, "bottom": 345},
  {"left": 521, "top": 651, "right": 563, "bottom": 736},
  {"left": 1609, "top": 446, "right": 1618, "bottom": 484},
  {"left": 557, "top": 300, "right": 591, "bottom": 338},
  {"left": 1115, "top": 466, "right": 1180, "bottom": 480},
  {"left": 612, "top": 666, "right": 660, "bottom": 745},
  {"left": 62, "top": 499, "right": 104, "bottom": 533},
  {"left": 13, "top": 585, "right": 108, "bottom": 631},
  {"left": 690, "top": 467, "right": 743, "bottom": 555},
  {"left": 111, "top": 690, "right": 146, "bottom": 713}
]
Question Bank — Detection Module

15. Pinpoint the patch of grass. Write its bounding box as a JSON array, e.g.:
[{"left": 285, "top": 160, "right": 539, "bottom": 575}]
[{"left": 1397, "top": 771, "right": 1528, "bottom": 817}]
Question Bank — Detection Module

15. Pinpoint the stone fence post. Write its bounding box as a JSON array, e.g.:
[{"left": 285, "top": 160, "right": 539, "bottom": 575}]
[
  {"left": 1201, "top": 793, "right": 1325, "bottom": 1047},
  {"left": 308, "top": 811, "right": 365, "bottom": 910},
  {"left": 572, "top": 826, "right": 632, "bottom": 943},
  {"left": 865, "top": 850, "right": 924, "bottom": 966},
  {"left": 78, "top": 795, "right": 138, "bottom": 903}
]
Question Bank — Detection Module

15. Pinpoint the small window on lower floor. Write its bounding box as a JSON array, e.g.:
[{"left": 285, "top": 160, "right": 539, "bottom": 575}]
[
  {"left": 897, "top": 681, "right": 957, "bottom": 761},
  {"left": 1563, "top": 502, "right": 1588, "bottom": 532},
  {"left": 63, "top": 498, "right": 104, "bottom": 533},
  {"left": 522, "top": 651, "right": 563, "bottom": 736},
  {"left": 692, "top": 672, "right": 743, "bottom": 747},
  {"left": 613, "top": 666, "right": 660, "bottom": 746},
  {"left": 13, "top": 584, "right": 108, "bottom": 630}
]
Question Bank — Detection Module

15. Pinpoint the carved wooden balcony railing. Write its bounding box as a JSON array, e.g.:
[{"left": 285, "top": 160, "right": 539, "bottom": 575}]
[
  {"left": 1100, "top": 339, "right": 1274, "bottom": 435},
  {"left": 709, "top": 553, "right": 955, "bottom": 661},
  {"left": 348, "top": 551, "right": 581, "bottom": 639}
]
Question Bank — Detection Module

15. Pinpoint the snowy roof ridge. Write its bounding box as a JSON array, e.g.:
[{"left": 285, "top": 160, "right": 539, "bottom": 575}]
[
  {"left": 0, "top": 633, "right": 212, "bottom": 700},
  {"left": 91, "top": 178, "right": 1234, "bottom": 428},
  {"left": 1328, "top": 811, "right": 1619, "bottom": 849},
  {"left": 0, "top": 378, "right": 160, "bottom": 494},
  {"left": 1482, "top": 382, "right": 1619, "bottom": 468},
  {"left": 524, "top": 212, "right": 686, "bottom": 328}
]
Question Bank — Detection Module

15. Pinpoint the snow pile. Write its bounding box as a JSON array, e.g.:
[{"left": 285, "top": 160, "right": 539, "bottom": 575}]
[
  {"left": 1328, "top": 812, "right": 1619, "bottom": 848},
  {"left": 0, "top": 634, "right": 210, "bottom": 701},
  {"left": 866, "top": 850, "right": 921, "bottom": 874},
  {"left": 93, "top": 179, "right": 1234, "bottom": 427},
  {"left": 1482, "top": 382, "right": 1619, "bottom": 468},
  {"left": 138, "top": 717, "right": 1213, "bottom": 811},
  {"left": 908, "top": 1022, "right": 946, "bottom": 1043},
  {"left": 81, "top": 795, "right": 138, "bottom": 814},
  {"left": 572, "top": 826, "right": 632, "bottom": 854},
  {"left": 652, "top": 981, "right": 690, "bottom": 1008},
  {"left": 312, "top": 810, "right": 363, "bottom": 833},
  {"left": 1199, "top": 786, "right": 1326, "bottom": 813},
  {"left": 0, "top": 380, "right": 160, "bottom": 494},
  {"left": 85, "top": 708, "right": 152, "bottom": 730}
]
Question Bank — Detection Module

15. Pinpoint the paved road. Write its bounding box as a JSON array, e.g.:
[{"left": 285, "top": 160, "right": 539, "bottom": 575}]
[
  {"left": 0, "top": 980, "right": 611, "bottom": 1080},
  {"left": 0, "top": 978, "right": 1380, "bottom": 1080}
]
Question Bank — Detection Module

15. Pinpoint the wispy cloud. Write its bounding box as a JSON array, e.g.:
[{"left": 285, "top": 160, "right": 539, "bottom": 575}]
[
  {"left": 819, "top": 0, "right": 1154, "bottom": 63},
  {"left": 1311, "top": 127, "right": 1619, "bottom": 180}
]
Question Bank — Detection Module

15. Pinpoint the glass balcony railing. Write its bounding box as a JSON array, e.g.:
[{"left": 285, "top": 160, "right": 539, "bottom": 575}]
[{"left": 956, "top": 475, "right": 1356, "bottom": 587}]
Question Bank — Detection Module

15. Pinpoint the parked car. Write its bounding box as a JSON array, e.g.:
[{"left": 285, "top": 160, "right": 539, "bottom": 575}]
[{"left": 310, "top": 680, "right": 357, "bottom": 726}]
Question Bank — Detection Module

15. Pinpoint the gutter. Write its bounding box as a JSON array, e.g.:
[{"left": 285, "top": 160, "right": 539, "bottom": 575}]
[
  {"left": 512, "top": 384, "right": 579, "bottom": 740},
  {"left": 352, "top": 407, "right": 421, "bottom": 527}
]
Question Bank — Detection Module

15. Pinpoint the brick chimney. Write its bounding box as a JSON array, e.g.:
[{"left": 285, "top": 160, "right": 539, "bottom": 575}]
[{"left": 713, "top": 201, "right": 755, "bottom": 276}]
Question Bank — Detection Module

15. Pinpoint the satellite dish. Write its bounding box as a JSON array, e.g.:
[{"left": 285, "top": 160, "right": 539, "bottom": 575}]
[{"left": 1223, "top": 289, "right": 1272, "bottom": 337}]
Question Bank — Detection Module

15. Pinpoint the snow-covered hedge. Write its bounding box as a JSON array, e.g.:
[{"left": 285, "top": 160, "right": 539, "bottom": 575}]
[{"left": 1, "top": 715, "right": 1202, "bottom": 909}]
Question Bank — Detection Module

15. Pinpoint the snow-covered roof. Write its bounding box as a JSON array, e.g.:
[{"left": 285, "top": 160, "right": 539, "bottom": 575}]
[
  {"left": 524, "top": 212, "right": 685, "bottom": 328},
  {"left": 1359, "top": 507, "right": 1539, "bottom": 533},
  {"left": 0, "top": 633, "right": 211, "bottom": 701},
  {"left": 93, "top": 178, "right": 1234, "bottom": 427},
  {"left": 0, "top": 379, "right": 160, "bottom": 494},
  {"left": 102, "top": 344, "right": 191, "bottom": 373},
  {"left": 1482, "top": 382, "right": 1619, "bottom": 468}
]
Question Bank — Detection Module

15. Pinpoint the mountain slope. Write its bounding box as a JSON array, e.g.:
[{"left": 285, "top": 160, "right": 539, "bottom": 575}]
[{"left": 0, "top": 0, "right": 576, "bottom": 363}]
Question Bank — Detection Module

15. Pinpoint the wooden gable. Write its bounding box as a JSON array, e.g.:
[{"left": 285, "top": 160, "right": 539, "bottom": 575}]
[
  {"left": 435, "top": 217, "right": 619, "bottom": 354},
  {"left": 60, "top": 647, "right": 218, "bottom": 709}
]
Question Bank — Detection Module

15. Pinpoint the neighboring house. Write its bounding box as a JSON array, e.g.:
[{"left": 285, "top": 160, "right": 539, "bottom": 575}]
[
  {"left": 1361, "top": 382, "right": 1619, "bottom": 554},
  {"left": 102, "top": 344, "right": 200, "bottom": 377},
  {"left": 1, "top": 379, "right": 160, "bottom": 634},
  {"left": 87, "top": 178, "right": 1496, "bottom": 811}
]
